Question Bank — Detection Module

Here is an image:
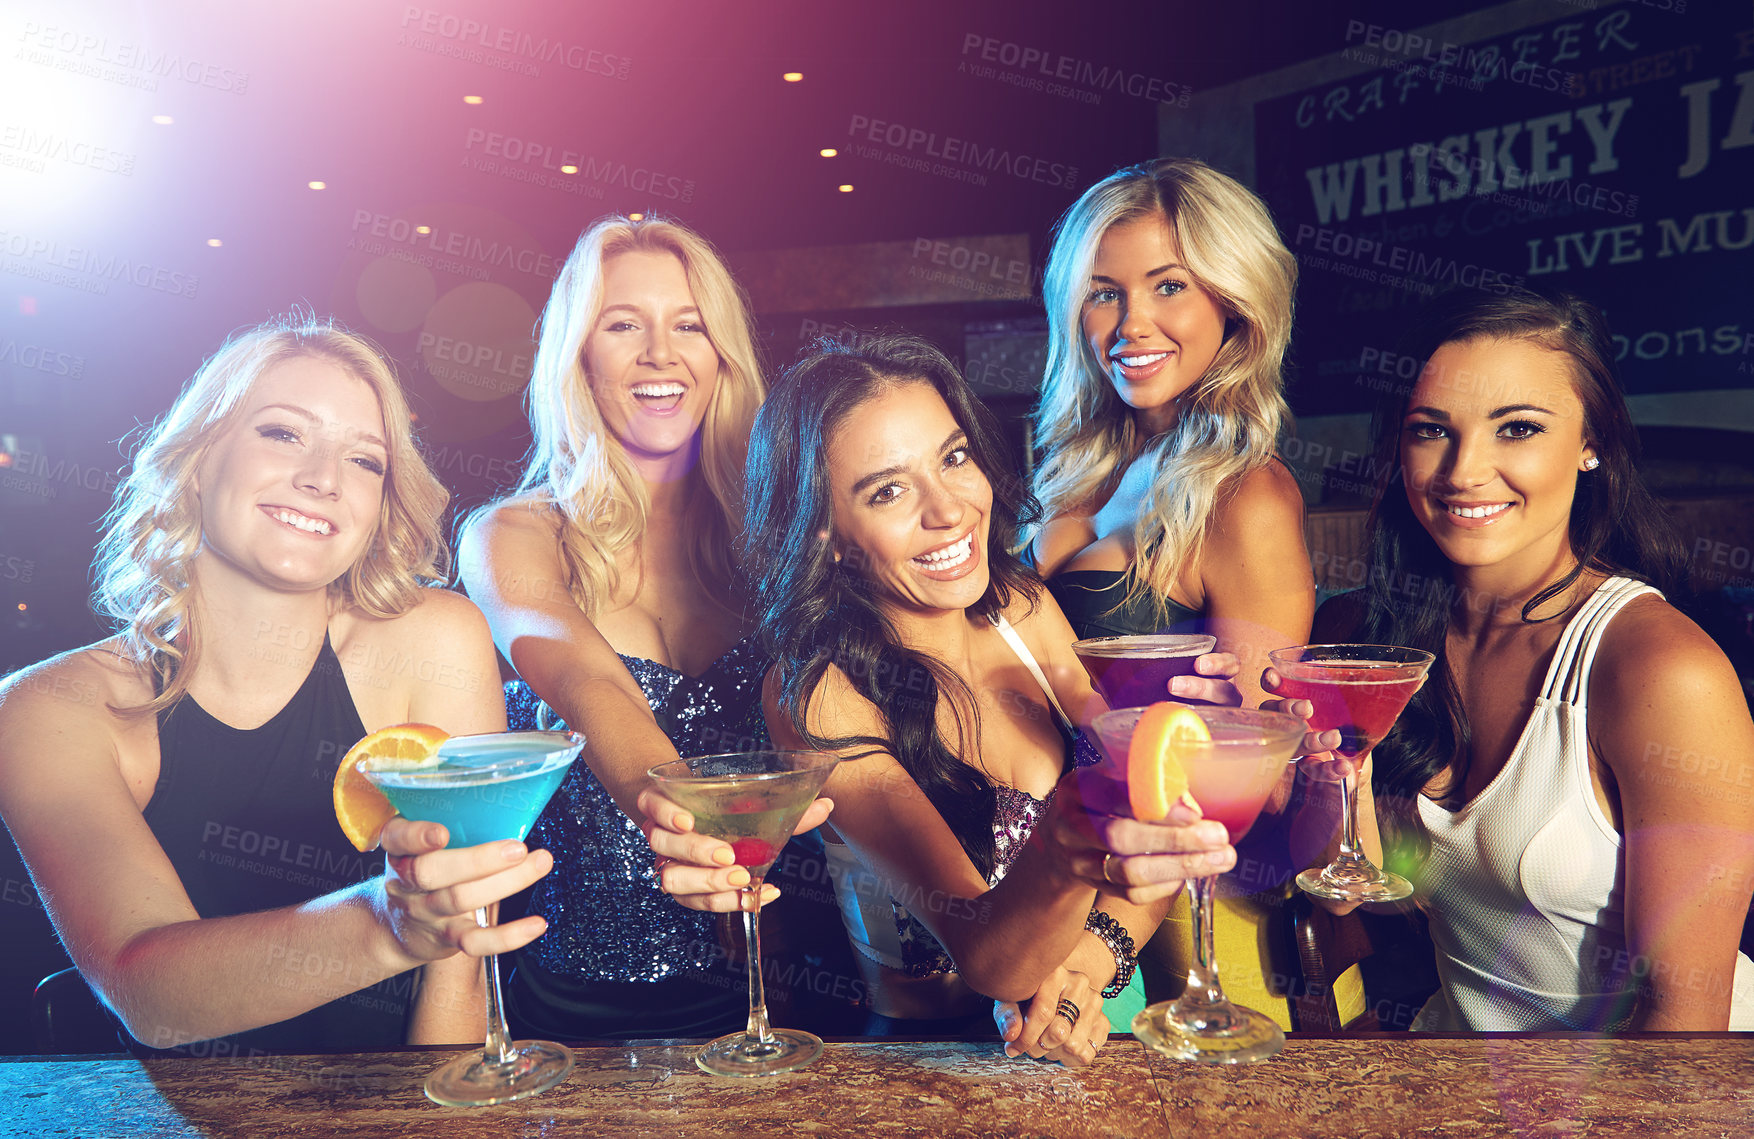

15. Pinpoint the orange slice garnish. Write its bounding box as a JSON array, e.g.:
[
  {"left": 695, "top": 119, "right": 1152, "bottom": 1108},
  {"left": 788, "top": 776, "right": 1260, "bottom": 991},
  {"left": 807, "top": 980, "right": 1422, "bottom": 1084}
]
[
  {"left": 332, "top": 723, "right": 449, "bottom": 852},
  {"left": 1126, "top": 704, "right": 1206, "bottom": 822}
]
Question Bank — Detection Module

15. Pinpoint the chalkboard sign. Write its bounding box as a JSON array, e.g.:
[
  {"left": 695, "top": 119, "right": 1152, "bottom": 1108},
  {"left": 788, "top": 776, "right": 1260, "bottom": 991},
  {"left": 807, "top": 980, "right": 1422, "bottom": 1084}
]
[{"left": 1253, "top": 3, "right": 1753, "bottom": 413}]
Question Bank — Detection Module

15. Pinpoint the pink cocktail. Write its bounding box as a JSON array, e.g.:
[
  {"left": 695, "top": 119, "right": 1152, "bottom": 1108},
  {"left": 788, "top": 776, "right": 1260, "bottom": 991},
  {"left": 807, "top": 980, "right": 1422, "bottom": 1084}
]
[
  {"left": 1090, "top": 706, "right": 1305, "bottom": 1064},
  {"left": 1073, "top": 634, "right": 1216, "bottom": 709},
  {"left": 1270, "top": 644, "right": 1433, "bottom": 904},
  {"left": 1272, "top": 664, "right": 1422, "bottom": 760}
]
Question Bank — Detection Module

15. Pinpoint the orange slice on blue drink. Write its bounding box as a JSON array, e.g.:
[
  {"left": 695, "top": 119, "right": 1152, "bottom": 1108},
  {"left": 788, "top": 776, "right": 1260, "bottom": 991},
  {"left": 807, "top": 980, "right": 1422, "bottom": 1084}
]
[
  {"left": 1126, "top": 703, "right": 1206, "bottom": 821},
  {"left": 332, "top": 723, "right": 449, "bottom": 851}
]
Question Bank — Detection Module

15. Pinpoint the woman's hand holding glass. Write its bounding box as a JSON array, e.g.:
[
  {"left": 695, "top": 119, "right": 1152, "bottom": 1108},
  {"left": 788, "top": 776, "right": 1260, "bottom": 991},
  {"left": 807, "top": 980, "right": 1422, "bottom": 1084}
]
[
  {"left": 1259, "top": 666, "right": 1350, "bottom": 780},
  {"left": 1037, "top": 763, "right": 1234, "bottom": 906},
  {"left": 1166, "top": 651, "right": 1245, "bottom": 706},
  {"left": 638, "top": 786, "right": 835, "bottom": 911},
  {"left": 377, "top": 816, "right": 557, "bottom": 960}
]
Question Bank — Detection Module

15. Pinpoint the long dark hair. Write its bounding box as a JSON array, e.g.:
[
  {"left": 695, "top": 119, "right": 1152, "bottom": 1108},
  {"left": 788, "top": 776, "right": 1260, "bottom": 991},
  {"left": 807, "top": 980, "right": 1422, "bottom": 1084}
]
[
  {"left": 744, "top": 333, "right": 1040, "bottom": 879},
  {"left": 1359, "top": 288, "right": 1688, "bottom": 858}
]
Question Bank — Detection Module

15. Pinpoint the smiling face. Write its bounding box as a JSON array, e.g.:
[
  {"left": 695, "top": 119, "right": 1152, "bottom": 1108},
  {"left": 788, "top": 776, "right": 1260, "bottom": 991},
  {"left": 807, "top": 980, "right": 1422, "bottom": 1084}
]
[
  {"left": 1400, "top": 336, "right": 1597, "bottom": 579},
  {"left": 193, "top": 354, "right": 389, "bottom": 595},
  {"left": 1082, "top": 212, "right": 1229, "bottom": 436},
  {"left": 583, "top": 248, "right": 722, "bottom": 476},
  {"left": 826, "top": 381, "right": 994, "bottom": 618}
]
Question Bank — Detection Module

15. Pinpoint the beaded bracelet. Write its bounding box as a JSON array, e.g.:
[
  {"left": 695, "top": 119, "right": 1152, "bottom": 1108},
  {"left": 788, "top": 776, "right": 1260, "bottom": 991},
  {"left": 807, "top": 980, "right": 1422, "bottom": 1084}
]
[{"left": 1085, "top": 909, "right": 1138, "bottom": 998}]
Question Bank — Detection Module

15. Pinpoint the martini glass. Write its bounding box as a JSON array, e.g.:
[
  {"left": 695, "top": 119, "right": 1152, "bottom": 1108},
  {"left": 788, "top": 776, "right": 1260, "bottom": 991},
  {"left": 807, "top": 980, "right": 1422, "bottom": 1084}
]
[
  {"left": 1269, "top": 645, "right": 1434, "bottom": 903},
  {"left": 1071, "top": 634, "right": 1217, "bottom": 709},
  {"left": 363, "top": 729, "right": 583, "bottom": 1107},
  {"left": 1091, "top": 705, "right": 1304, "bottom": 1063},
  {"left": 647, "top": 750, "right": 839, "bottom": 1077}
]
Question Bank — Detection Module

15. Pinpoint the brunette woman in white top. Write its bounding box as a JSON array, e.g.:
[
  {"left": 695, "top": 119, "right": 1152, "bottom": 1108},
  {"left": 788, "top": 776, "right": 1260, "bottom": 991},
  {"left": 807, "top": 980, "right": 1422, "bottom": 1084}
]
[{"left": 1289, "top": 289, "right": 1754, "bottom": 1030}]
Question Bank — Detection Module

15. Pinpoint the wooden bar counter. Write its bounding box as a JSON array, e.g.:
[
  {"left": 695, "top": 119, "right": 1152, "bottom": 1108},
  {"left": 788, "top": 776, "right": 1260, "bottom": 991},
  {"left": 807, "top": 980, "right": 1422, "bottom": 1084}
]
[{"left": 4, "top": 1033, "right": 1750, "bottom": 1138}]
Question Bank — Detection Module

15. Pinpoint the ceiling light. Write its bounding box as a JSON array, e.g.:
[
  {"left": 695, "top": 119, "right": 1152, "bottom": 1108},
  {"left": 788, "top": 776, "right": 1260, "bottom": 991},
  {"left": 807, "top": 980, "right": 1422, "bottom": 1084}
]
[
  {"left": 307, "top": 181, "right": 326, "bottom": 190},
  {"left": 783, "top": 72, "right": 803, "bottom": 82},
  {"left": 819, "top": 148, "right": 837, "bottom": 158},
  {"left": 206, "top": 238, "right": 222, "bottom": 247},
  {"left": 838, "top": 184, "right": 853, "bottom": 192},
  {"left": 463, "top": 95, "right": 484, "bottom": 105},
  {"left": 151, "top": 114, "right": 174, "bottom": 125}
]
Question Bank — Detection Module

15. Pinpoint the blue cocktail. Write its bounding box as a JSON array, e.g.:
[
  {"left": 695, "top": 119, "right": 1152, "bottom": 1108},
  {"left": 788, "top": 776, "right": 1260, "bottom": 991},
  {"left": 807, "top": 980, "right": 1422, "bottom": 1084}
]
[{"left": 364, "top": 730, "right": 583, "bottom": 1107}]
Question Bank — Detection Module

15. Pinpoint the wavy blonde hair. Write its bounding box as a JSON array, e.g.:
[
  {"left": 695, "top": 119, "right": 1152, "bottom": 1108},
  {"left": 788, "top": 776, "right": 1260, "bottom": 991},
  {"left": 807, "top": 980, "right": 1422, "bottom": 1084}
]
[
  {"left": 502, "top": 214, "right": 764, "bottom": 617},
  {"left": 1030, "top": 158, "right": 1296, "bottom": 621},
  {"left": 93, "top": 315, "right": 449, "bottom": 715}
]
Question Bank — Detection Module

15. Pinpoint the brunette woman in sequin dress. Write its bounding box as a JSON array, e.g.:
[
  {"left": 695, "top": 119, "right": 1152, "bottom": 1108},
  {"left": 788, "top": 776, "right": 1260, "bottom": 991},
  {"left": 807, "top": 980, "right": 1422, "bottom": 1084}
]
[
  {"left": 646, "top": 335, "right": 1247, "bottom": 1065},
  {"left": 458, "top": 216, "right": 824, "bottom": 1040}
]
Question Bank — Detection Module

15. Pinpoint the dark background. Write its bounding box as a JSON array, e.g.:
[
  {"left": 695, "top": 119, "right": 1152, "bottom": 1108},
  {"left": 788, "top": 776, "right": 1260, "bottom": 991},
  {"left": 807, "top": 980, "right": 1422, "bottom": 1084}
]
[{"left": 3, "top": 0, "right": 1749, "bottom": 1048}]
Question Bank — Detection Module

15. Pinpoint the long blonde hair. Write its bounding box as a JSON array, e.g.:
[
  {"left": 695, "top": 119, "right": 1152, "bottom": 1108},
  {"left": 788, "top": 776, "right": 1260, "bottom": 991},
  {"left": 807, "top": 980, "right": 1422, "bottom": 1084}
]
[
  {"left": 1031, "top": 158, "right": 1296, "bottom": 620},
  {"left": 505, "top": 214, "right": 764, "bottom": 616},
  {"left": 93, "top": 316, "right": 449, "bottom": 715}
]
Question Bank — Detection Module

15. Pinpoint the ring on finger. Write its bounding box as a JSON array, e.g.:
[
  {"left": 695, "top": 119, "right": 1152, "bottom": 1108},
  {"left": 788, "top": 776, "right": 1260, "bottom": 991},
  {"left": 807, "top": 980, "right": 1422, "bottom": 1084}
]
[
  {"left": 651, "top": 856, "right": 673, "bottom": 886},
  {"left": 1056, "top": 996, "right": 1081, "bottom": 1025},
  {"left": 1101, "top": 853, "right": 1121, "bottom": 885}
]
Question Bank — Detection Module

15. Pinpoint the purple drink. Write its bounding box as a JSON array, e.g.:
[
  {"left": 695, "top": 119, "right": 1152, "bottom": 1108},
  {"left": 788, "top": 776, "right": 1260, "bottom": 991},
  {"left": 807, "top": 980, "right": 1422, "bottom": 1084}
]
[{"left": 1072, "top": 634, "right": 1217, "bottom": 709}]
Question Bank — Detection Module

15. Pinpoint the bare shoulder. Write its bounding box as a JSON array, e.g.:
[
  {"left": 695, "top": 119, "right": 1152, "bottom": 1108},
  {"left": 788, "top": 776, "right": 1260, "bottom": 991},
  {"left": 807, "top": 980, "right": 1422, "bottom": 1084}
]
[
  {"left": 339, "top": 586, "right": 492, "bottom": 651},
  {"left": 1592, "top": 592, "right": 1740, "bottom": 712},
  {"left": 1000, "top": 583, "right": 1075, "bottom": 657},
  {"left": 796, "top": 659, "right": 885, "bottom": 742},
  {"left": 464, "top": 495, "right": 561, "bottom": 545},
  {"left": 459, "top": 495, "right": 564, "bottom": 570},
  {"left": 1210, "top": 461, "right": 1306, "bottom": 537},
  {"left": 1590, "top": 591, "right": 1752, "bottom": 779},
  {"left": 0, "top": 639, "right": 145, "bottom": 727},
  {"left": 332, "top": 588, "right": 499, "bottom": 720},
  {"left": 0, "top": 640, "right": 147, "bottom": 785}
]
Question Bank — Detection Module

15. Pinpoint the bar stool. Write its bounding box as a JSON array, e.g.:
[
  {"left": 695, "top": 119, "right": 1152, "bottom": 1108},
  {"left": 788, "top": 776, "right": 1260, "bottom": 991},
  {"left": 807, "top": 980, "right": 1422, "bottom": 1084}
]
[{"left": 31, "top": 968, "right": 119, "bottom": 1054}]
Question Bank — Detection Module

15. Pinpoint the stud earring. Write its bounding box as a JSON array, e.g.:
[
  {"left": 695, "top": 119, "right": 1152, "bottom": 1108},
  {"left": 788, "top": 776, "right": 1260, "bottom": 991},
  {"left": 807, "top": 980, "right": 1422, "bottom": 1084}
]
[{"left": 1583, "top": 457, "right": 1599, "bottom": 471}]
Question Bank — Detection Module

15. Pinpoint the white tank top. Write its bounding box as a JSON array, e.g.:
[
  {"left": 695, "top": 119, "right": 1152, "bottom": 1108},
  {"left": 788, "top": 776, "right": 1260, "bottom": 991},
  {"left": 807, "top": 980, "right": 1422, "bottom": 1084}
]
[{"left": 1414, "top": 575, "right": 1754, "bottom": 1030}]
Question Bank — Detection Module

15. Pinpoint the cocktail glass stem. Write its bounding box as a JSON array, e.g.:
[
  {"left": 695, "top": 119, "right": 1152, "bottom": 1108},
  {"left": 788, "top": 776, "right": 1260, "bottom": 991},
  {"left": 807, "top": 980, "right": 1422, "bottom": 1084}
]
[
  {"left": 1298, "top": 747, "right": 1413, "bottom": 900},
  {"left": 478, "top": 908, "right": 517, "bottom": 1067},
  {"left": 1170, "top": 876, "right": 1235, "bottom": 1030},
  {"left": 1331, "top": 762, "right": 1370, "bottom": 877},
  {"left": 740, "top": 886, "right": 778, "bottom": 1047}
]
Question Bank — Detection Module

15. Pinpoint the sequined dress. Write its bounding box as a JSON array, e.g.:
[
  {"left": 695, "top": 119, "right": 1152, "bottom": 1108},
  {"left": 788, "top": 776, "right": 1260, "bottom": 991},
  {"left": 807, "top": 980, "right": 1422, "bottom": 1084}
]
[
  {"left": 502, "top": 639, "right": 770, "bottom": 1039},
  {"left": 824, "top": 615, "right": 1103, "bottom": 979}
]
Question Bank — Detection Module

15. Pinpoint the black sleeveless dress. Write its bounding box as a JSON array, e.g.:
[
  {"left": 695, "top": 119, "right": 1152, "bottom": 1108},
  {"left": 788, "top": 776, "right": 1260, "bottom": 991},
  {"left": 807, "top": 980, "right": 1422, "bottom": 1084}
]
[{"left": 137, "top": 635, "right": 410, "bottom": 1056}]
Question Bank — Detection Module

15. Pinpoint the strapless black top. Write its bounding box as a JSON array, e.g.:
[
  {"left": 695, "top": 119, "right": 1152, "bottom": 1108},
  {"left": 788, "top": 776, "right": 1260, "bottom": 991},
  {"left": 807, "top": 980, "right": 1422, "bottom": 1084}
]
[{"left": 1047, "top": 570, "right": 1203, "bottom": 640}]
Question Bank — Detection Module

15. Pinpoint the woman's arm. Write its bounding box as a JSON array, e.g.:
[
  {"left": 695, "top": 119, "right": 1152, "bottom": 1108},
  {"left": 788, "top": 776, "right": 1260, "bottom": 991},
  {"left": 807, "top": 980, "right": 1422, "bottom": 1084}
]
[
  {"left": 1592, "top": 598, "right": 1754, "bottom": 1030},
  {"left": 1197, "top": 462, "right": 1315, "bottom": 711},
  {"left": 457, "top": 501, "right": 676, "bottom": 820},
  {"left": 0, "top": 656, "right": 548, "bottom": 1046}
]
